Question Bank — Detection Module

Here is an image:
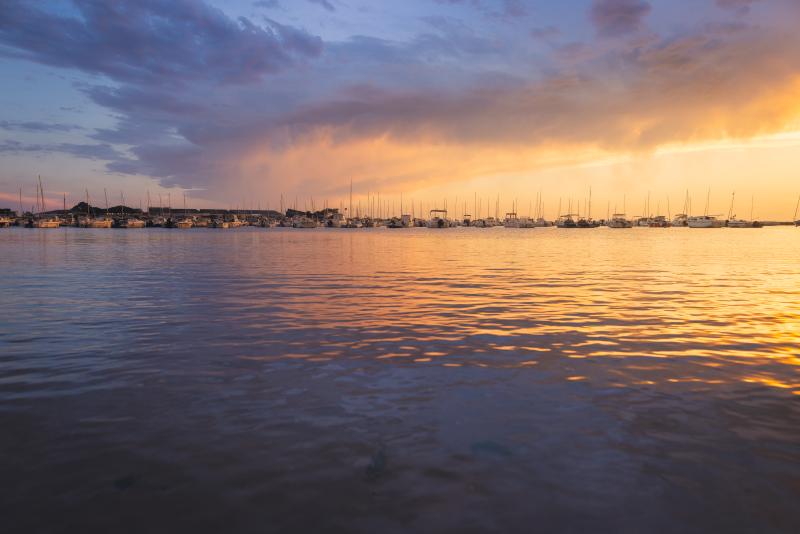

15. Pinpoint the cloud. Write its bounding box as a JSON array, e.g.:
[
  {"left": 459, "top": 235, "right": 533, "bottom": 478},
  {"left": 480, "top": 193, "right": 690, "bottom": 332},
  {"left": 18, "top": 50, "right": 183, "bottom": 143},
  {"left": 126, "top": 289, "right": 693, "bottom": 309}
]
[
  {"left": 434, "top": 0, "right": 528, "bottom": 19},
  {"left": 0, "top": 0, "right": 322, "bottom": 86},
  {"left": 0, "top": 120, "right": 83, "bottom": 133},
  {"left": 715, "top": 0, "right": 762, "bottom": 14},
  {"left": 530, "top": 26, "right": 561, "bottom": 42},
  {"left": 590, "top": 0, "right": 652, "bottom": 37},
  {"left": 307, "top": 0, "right": 336, "bottom": 12},
  {"left": 1, "top": 0, "right": 799, "bottom": 204},
  {"left": 0, "top": 140, "right": 128, "bottom": 162}
]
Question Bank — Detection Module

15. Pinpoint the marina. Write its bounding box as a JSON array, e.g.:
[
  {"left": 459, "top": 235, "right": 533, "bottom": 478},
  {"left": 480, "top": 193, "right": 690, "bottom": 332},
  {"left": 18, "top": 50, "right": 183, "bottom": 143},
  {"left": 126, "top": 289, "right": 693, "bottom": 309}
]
[{"left": 4, "top": 194, "right": 796, "bottom": 231}]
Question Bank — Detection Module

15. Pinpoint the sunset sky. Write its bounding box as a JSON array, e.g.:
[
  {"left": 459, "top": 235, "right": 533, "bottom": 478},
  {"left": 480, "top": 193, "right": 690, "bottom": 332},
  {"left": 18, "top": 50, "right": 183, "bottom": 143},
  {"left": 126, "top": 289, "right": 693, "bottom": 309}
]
[{"left": 1, "top": 0, "right": 800, "bottom": 218}]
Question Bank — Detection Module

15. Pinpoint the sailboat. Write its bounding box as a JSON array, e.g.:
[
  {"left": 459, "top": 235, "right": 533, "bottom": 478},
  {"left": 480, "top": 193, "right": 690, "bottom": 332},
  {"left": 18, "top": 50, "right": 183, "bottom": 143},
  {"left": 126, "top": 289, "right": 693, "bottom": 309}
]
[
  {"left": 32, "top": 177, "right": 60, "bottom": 228},
  {"left": 688, "top": 189, "right": 724, "bottom": 228},
  {"left": 725, "top": 192, "right": 759, "bottom": 228}
]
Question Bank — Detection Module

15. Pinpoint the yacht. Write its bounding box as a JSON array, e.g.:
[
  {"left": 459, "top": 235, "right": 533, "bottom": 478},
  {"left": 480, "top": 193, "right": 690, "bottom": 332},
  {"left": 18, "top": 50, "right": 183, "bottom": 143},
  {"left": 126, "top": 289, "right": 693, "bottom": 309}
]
[
  {"left": 607, "top": 214, "right": 632, "bottom": 228},
  {"left": 687, "top": 215, "right": 724, "bottom": 228},
  {"left": 174, "top": 218, "right": 193, "bottom": 229}
]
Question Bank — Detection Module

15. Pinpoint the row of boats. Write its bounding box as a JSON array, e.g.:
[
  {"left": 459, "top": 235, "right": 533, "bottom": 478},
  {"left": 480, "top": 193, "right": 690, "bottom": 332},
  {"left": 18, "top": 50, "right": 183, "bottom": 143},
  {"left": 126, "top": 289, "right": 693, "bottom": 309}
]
[{"left": 2, "top": 210, "right": 793, "bottom": 229}]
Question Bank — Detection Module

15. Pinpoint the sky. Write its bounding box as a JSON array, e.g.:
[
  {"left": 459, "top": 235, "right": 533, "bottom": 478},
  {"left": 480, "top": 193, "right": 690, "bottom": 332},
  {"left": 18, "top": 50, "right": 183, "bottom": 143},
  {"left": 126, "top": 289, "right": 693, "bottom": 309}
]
[{"left": 1, "top": 0, "right": 800, "bottom": 219}]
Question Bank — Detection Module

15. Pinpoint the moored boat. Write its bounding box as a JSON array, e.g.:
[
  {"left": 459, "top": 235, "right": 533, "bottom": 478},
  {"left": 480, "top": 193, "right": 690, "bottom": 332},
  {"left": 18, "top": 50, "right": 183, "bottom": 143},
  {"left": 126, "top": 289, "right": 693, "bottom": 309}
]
[
  {"left": 427, "top": 209, "right": 451, "bottom": 228},
  {"left": 607, "top": 214, "right": 632, "bottom": 228},
  {"left": 687, "top": 215, "right": 724, "bottom": 228}
]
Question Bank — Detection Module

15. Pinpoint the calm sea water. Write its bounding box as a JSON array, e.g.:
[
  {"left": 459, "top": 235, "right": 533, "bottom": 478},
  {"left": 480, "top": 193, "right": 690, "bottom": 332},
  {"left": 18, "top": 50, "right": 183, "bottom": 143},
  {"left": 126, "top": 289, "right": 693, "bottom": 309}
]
[{"left": 1, "top": 226, "right": 799, "bottom": 533}]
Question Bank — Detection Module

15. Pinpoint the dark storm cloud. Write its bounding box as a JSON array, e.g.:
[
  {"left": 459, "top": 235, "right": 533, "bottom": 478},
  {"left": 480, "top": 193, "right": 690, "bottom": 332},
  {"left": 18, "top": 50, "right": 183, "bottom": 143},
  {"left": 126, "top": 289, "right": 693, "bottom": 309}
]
[
  {"left": 590, "top": 0, "right": 652, "bottom": 36},
  {"left": 270, "top": 24, "right": 800, "bottom": 151},
  {"left": 0, "top": 0, "right": 322, "bottom": 86}
]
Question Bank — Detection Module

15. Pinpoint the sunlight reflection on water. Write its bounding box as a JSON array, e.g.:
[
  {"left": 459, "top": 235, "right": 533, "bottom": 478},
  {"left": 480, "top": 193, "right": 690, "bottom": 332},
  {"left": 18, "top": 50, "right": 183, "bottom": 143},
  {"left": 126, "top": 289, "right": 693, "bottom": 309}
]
[{"left": 1, "top": 227, "right": 799, "bottom": 532}]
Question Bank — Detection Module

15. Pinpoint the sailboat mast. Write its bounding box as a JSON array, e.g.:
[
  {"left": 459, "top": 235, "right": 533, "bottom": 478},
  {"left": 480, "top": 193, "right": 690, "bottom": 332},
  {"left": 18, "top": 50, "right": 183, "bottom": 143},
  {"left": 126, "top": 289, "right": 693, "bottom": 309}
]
[
  {"left": 793, "top": 193, "right": 800, "bottom": 221},
  {"left": 39, "top": 175, "right": 46, "bottom": 214}
]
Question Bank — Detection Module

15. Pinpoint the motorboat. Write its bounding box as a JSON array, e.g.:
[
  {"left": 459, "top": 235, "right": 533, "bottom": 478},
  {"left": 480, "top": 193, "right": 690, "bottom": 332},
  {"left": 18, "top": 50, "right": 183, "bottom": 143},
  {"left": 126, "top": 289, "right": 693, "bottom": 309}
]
[{"left": 427, "top": 209, "right": 451, "bottom": 228}]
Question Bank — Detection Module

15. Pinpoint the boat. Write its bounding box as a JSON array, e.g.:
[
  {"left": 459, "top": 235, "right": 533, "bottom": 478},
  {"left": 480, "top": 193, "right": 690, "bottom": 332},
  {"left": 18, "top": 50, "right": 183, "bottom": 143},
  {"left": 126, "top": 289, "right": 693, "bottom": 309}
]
[
  {"left": 0, "top": 216, "right": 12, "bottom": 228},
  {"left": 79, "top": 216, "right": 113, "bottom": 228},
  {"left": 647, "top": 215, "right": 670, "bottom": 228},
  {"left": 607, "top": 214, "right": 632, "bottom": 228},
  {"left": 118, "top": 217, "right": 146, "bottom": 228},
  {"left": 687, "top": 215, "right": 724, "bottom": 228},
  {"left": 671, "top": 214, "right": 689, "bottom": 227},
  {"left": 725, "top": 193, "right": 759, "bottom": 228},
  {"left": 33, "top": 217, "right": 61, "bottom": 228},
  {"left": 388, "top": 214, "right": 413, "bottom": 228},
  {"left": 726, "top": 217, "right": 755, "bottom": 228},
  {"left": 210, "top": 218, "right": 230, "bottom": 229},
  {"left": 427, "top": 209, "right": 451, "bottom": 228},
  {"left": 326, "top": 212, "right": 346, "bottom": 228},
  {"left": 503, "top": 212, "right": 521, "bottom": 228},
  {"left": 174, "top": 218, "right": 193, "bottom": 229},
  {"left": 292, "top": 216, "right": 317, "bottom": 228},
  {"left": 555, "top": 214, "right": 578, "bottom": 228}
]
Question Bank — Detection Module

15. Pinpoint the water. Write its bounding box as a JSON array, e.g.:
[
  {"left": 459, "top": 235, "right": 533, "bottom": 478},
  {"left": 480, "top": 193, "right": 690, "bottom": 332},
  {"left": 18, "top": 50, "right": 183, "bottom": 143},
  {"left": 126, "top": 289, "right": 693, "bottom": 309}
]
[{"left": 1, "top": 226, "right": 799, "bottom": 533}]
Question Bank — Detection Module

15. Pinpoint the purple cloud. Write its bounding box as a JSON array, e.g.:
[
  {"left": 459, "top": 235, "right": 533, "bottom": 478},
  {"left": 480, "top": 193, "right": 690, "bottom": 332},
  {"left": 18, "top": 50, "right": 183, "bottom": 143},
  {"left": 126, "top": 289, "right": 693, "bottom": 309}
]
[
  {"left": 715, "top": 0, "right": 762, "bottom": 14},
  {"left": 590, "top": 0, "right": 652, "bottom": 37},
  {"left": 0, "top": 120, "right": 83, "bottom": 133},
  {"left": 307, "top": 0, "right": 336, "bottom": 12},
  {"left": 0, "top": 0, "right": 322, "bottom": 87}
]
